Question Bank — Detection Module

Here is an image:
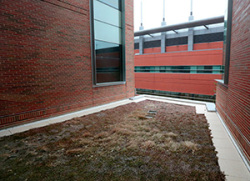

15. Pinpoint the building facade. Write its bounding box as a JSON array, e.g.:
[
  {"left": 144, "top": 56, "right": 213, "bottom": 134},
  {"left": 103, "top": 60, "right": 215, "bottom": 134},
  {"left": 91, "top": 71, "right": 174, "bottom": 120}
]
[
  {"left": 216, "top": 0, "right": 250, "bottom": 162},
  {"left": 134, "top": 21, "right": 224, "bottom": 101},
  {"left": 0, "top": 0, "right": 135, "bottom": 128}
]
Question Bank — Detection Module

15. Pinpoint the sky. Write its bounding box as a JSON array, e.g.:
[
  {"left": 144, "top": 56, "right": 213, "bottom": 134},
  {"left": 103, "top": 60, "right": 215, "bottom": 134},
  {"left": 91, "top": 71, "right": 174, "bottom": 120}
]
[{"left": 134, "top": 0, "right": 226, "bottom": 31}]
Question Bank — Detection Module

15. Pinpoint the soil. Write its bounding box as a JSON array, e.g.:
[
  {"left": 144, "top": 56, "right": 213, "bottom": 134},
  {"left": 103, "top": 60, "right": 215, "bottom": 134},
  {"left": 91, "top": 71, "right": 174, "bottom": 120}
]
[{"left": 0, "top": 100, "right": 225, "bottom": 181}]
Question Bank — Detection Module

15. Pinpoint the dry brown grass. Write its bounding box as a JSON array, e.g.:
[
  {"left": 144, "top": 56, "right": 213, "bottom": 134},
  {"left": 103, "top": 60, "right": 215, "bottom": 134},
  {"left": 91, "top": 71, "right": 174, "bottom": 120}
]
[
  {"left": 182, "top": 141, "right": 198, "bottom": 150},
  {"left": 142, "top": 140, "right": 156, "bottom": 149},
  {"left": 0, "top": 100, "right": 225, "bottom": 181}
]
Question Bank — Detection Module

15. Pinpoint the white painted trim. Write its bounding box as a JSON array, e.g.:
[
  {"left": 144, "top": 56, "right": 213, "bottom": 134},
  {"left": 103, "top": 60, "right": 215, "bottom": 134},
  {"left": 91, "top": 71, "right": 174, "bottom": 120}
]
[{"left": 216, "top": 111, "right": 250, "bottom": 172}]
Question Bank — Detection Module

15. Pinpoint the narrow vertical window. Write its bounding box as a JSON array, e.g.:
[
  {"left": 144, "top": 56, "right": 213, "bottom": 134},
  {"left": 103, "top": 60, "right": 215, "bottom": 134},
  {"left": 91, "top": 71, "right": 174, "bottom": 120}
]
[
  {"left": 223, "top": 0, "right": 233, "bottom": 84},
  {"left": 90, "top": 0, "right": 125, "bottom": 85}
]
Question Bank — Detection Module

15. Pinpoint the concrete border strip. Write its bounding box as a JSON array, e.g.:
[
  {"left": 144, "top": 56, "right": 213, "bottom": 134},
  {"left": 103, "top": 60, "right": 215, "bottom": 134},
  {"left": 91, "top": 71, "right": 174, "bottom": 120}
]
[
  {"left": 216, "top": 112, "right": 250, "bottom": 172},
  {"left": 0, "top": 98, "right": 134, "bottom": 138},
  {"left": 0, "top": 95, "right": 211, "bottom": 138}
]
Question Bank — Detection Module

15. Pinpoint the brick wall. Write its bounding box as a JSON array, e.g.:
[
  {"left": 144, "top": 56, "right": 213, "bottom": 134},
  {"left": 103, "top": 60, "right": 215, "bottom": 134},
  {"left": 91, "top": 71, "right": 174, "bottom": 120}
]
[
  {"left": 136, "top": 73, "right": 221, "bottom": 96},
  {"left": 216, "top": 0, "right": 250, "bottom": 161},
  {"left": 134, "top": 49, "right": 223, "bottom": 96},
  {"left": 0, "top": 0, "right": 135, "bottom": 128}
]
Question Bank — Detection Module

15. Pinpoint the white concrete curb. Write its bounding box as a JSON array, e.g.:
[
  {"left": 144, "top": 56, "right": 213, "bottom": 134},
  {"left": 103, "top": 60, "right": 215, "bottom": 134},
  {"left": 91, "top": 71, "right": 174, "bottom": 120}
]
[{"left": 0, "top": 98, "right": 134, "bottom": 138}]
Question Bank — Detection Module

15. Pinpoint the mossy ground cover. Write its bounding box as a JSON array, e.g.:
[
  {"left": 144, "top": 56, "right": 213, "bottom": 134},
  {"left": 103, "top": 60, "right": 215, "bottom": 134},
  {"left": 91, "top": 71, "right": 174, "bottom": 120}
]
[{"left": 0, "top": 100, "right": 225, "bottom": 181}]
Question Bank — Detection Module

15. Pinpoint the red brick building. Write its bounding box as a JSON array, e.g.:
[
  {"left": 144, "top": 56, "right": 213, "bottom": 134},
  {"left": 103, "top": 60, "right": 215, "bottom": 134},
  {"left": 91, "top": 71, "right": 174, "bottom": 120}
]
[
  {"left": 216, "top": 0, "right": 250, "bottom": 163},
  {"left": 0, "top": 0, "right": 135, "bottom": 128},
  {"left": 134, "top": 18, "right": 224, "bottom": 102}
]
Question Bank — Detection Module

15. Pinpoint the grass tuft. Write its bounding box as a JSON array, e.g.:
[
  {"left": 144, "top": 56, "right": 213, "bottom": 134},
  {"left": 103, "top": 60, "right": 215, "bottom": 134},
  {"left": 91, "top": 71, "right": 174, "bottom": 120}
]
[{"left": 0, "top": 100, "right": 225, "bottom": 181}]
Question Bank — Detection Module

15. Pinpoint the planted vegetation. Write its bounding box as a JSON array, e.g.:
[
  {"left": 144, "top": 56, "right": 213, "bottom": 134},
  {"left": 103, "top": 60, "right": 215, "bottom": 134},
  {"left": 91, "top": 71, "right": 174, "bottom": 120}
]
[{"left": 0, "top": 100, "right": 225, "bottom": 180}]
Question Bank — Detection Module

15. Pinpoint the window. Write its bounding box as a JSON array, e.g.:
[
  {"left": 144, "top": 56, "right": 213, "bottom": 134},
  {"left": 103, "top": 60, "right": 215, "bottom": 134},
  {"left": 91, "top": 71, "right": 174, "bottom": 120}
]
[
  {"left": 166, "top": 37, "right": 188, "bottom": 46},
  {"left": 223, "top": 0, "right": 233, "bottom": 84},
  {"left": 90, "top": 0, "right": 125, "bottom": 85},
  {"left": 134, "top": 43, "right": 139, "bottom": 49},
  {"left": 134, "top": 66, "right": 223, "bottom": 74},
  {"left": 197, "top": 66, "right": 212, "bottom": 74},
  {"left": 194, "top": 33, "right": 223, "bottom": 44},
  {"left": 144, "top": 40, "right": 161, "bottom": 48}
]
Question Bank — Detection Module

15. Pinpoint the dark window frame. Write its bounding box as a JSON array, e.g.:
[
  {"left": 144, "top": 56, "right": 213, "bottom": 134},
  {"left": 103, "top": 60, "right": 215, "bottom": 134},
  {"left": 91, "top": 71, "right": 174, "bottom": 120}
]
[
  {"left": 223, "top": 0, "right": 233, "bottom": 84},
  {"left": 90, "top": 0, "right": 126, "bottom": 87}
]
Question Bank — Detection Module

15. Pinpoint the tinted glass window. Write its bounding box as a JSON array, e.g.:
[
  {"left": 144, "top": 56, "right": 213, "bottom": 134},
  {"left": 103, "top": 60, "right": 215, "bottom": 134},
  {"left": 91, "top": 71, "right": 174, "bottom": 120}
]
[
  {"left": 98, "top": 0, "right": 121, "bottom": 10},
  {"left": 92, "top": 0, "right": 124, "bottom": 84},
  {"left": 134, "top": 66, "right": 222, "bottom": 74},
  {"left": 95, "top": 41, "right": 122, "bottom": 83},
  {"left": 94, "top": 21, "right": 121, "bottom": 44},
  {"left": 166, "top": 37, "right": 188, "bottom": 46},
  {"left": 94, "top": 0, "right": 121, "bottom": 27},
  {"left": 197, "top": 66, "right": 212, "bottom": 73},
  {"left": 194, "top": 33, "right": 223, "bottom": 43},
  {"left": 144, "top": 40, "right": 161, "bottom": 48},
  {"left": 134, "top": 43, "right": 139, "bottom": 49}
]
